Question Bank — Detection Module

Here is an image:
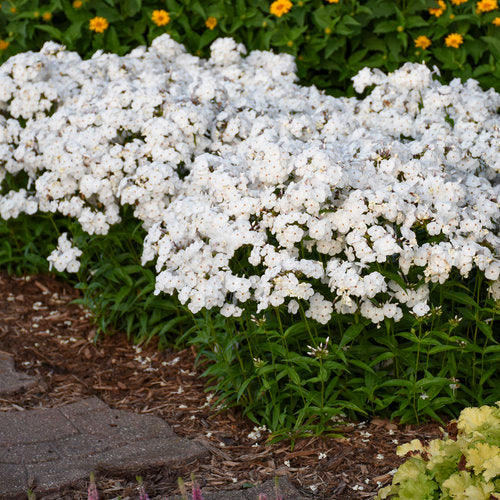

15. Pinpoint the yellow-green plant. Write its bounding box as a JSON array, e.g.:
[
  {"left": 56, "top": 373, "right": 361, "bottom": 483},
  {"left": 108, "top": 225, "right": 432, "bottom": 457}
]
[{"left": 376, "top": 402, "right": 500, "bottom": 499}]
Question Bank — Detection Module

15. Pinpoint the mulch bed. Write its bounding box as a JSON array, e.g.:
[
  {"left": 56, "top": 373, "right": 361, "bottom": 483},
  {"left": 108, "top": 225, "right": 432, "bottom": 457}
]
[{"left": 0, "top": 270, "right": 446, "bottom": 499}]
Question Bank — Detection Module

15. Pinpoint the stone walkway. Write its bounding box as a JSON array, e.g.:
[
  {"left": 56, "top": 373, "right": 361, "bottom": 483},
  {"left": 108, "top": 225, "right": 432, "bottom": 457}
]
[{"left": 0, "top": 353, "right": 304, "bottom": 499}]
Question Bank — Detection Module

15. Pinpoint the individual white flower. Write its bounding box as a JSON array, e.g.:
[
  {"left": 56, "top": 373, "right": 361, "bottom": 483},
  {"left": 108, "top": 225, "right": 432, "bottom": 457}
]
[
  {"left": 412, "top": 301, "right": 430, "bottom": 317},
  {"left": 47, "top": 233, "right": 82, "bottom": 273}
]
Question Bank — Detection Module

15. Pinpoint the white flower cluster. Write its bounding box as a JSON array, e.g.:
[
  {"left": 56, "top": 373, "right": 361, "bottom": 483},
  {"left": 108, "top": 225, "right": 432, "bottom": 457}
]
[
  {"left": 0, "top": 36, "right": 499, "bottom": 323},
  {"left": 47, "top": 232, "right": 82, "bottom": 273}
]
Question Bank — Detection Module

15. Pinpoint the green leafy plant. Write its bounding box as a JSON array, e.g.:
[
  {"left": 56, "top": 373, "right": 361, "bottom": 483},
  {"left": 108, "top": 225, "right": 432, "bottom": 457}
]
[
  {"left": 184, "top": 267, "right": 499, "bottom": 439},
  {"left": 1, "top": 0, "right": 500, "bottom": 96},
  {"left": 376, "top": 401, "right": 500, "bottom": 499}
]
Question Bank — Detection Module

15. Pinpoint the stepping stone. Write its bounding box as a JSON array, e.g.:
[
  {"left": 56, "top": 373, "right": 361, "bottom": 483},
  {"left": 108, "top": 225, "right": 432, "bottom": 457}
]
[
  {"left": 0, "top": 351, "right": 39, "bottom": 396},
  {"left": 0, "top": 397, "right": 208, "bottom": 498}
]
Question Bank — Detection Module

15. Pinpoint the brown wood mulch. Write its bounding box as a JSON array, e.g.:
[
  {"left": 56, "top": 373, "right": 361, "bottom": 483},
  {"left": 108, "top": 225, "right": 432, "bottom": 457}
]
[{"left": 0, "top": 270, "right": 446, "bottom": 499}]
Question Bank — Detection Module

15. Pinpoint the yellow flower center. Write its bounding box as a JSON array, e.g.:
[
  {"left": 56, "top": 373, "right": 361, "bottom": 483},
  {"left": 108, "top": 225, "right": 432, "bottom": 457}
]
[
  {"left": 89, "top": 16, "right": 109, "bottom": 33},
  {"left": 205, "top": 17, "right": 217, "bottom": 30},
  {"left": 151, "top": 9, "right": 170, "bottom": 27},
  {"left": 445, "top": 32, "right": 464, "bottom": 48},
  {"left": 270, "top": 0, "right": 293, "bottom": 17}
]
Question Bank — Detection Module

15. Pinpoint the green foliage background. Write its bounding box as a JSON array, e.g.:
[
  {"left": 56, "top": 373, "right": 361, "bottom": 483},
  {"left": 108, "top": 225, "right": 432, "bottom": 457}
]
[{"left": 1, "top": 0, "right": 500, "bottom": 96}]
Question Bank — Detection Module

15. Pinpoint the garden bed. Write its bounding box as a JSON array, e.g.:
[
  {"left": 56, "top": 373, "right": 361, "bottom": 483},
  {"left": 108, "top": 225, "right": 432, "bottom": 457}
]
[{"left": 0, "top": 270, "right": 445, "bottom": 499}]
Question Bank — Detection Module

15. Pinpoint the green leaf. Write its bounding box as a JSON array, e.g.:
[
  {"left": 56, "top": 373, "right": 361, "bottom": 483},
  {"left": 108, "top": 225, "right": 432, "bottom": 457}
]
[
  {"left": 335, "top": 21, "right": 355, "bottom": 36},
  {"left": 428, "top": 345, "right": 458, "bottom": 355},
  {"left": 236, "top": 376, "right": 255, "bottom": 402},
  {"left": 385, "top": 33, "right": 402, "bottom": 59},
  {"left": 442, "top": 290, "right": 478, "bottom": 308},
  {"left": 34, "top": 24, "right": 64, "bottom": 41},
  {"left": 482, "top": 36, "right": 500, "bottom": 59},
  {"left": 477, "top": 321, "right": 497, "bottom": 343},
  {"left": 312, "top": 8, "right": 332, "bottom": 29},
  {"left": 374, "top": 20, "right": 399, "bottom": 34},
  {"left": 472, "top": 64, "right": 494, "bottom": 78},
  {"left": 406, "top": 16, "right": 428, "bottom": 29},
  {"left": 62, "top": 21, "right": 84, "bottom": 46},
  {"left": 122, "top": 0, "right": 141, "bottom": 17},
  {"left": 95, "top": 6, "right": 122, "bottom": 22},
  {"left": 339, "top": 323, "right": 365, "bottom": 349},
  {"left": 190, "top": 1, "right": 206, "bottom": 19},
  {"left": 349, "top": 359, "right": 376, "bottom": 374},
  {"left": 479, "top": 366, "right": 497, "bottom": 386},
  {"left": 198, "top": 28, "right": 218, "bottom": 49},
  {"left": 106, "top": 26, "right": 120, "bottom": 53}
]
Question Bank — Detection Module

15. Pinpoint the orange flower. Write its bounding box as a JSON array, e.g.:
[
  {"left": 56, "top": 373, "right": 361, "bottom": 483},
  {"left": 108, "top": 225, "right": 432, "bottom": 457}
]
[
  {"left": 205, "top": 17, "right": 217, "bottom": 30},
  {"left": 493, "top": 16, "right": 500, "bottom": 24},
  {"left": 429, "top": 0, "right": 446, "bottom": 16},
  {"left": 414, "top": 35, "right": 432, "bottom": 50},
  {"left": 0, "top": 39, "right": 9, "bottom": 50},
  {"left": 270, "top": 0, "right": 293, "bottom": 17},
  {"left": 445, "top": 32, "right": 464, "bottom": 48},
  {"left": 89, "top": 16, "right": 109, "bottom": 33},
  {"left": 73, "top": 0, "right": 83, "bottom": 8},
  {"left": 476, "top": 0, "right": 498, "bottom": 11},
  {"left": 450, "top": 0, "right": 468, "bottom": 4},
  {"left": 42, "top": 11, "right": 52, "bottom": 21},
  {"left": 151, "top": 9, "right": 170, "bottom": 26},
  {"left": 326, "top": 0, "right": 340, "bottom": 3},
  {"left": 10, "top": 6, "right": 16, "bottom": 13}
]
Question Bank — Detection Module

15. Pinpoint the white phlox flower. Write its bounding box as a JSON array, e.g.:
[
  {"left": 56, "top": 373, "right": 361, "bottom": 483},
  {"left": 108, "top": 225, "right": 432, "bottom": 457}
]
[{"left": 0, "top": 38, "right": 498, "bottom": 323}]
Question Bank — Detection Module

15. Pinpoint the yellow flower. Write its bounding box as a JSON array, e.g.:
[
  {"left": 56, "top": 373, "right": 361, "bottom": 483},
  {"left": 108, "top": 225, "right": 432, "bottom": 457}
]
[
  {"left": 10, "top": 6, "right": 16, "bottom": 13},
  {"left": 414, "top": 35, "right": 432, "bottom": 49},
  {"left": 493, "top": 16, "right": 500, "bottom": 25},
  {"left": 151, "top": 9, "right": 170, "bottom": 26},
  {"left": 476, "top": 0, "right": 498, "bottom": 11},
  {"left": 451, "top": 0, "right": 468, "bottom": 4},
  {"left": 0, "top": 39, "right": 9, "bottom": 50},
  {"left": 270, "top": 0, "right": 293, "bottom": 17},
  {"left": 205, "top": 17, "right": 217, "bottom": 30},
  {"left": 73, "top": 0, "right": 83, "bottom": 8},
  {"left": 445, "top": 32, "right": 464, "bottom": 48},
  {"left": 89, "top": 16, "right": 109, "bottom": 33},
  {"left": 429, "top": 0, "right": 446, "bottom": 16},
  {"left": 326, "top": 0, "right": 340, "bottom": 3},
  {"left": 33, "top": 10, "right": 39, "bottom": 17},
  {"left": 42, "top": 11, "right": 52, "bottom": 21}
]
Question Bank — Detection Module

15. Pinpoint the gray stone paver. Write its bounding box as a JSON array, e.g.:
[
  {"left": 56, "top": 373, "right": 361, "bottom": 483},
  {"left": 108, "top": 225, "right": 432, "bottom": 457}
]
[
  {"left": 0, "top": 464, "right": 28, "bottom": 498},
  {"left": 0, "top": 356, "right": 305, "bottom": 499},
  {"left": 0, "top": 351, "right": 38, "bottom": 396},
  {"left": 0, "top": 441, "right": 60, "bottom": 465},
  {"left": 0, "top": 408, "right": 79, "bottom": 445},
  {"left": 0, "top": 397, "right": 207, "bottom": 497}
]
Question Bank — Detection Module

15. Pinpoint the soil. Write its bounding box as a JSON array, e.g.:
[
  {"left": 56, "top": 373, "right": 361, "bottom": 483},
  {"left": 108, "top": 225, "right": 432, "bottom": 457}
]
[{"left": 0, "top": 270, "right": 446, "bottom": 499}]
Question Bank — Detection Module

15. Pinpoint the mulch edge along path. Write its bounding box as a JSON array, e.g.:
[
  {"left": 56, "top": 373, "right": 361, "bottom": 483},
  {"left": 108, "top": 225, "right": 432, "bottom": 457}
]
[{"left": 0, "top": 270, "right": 446, "bottom": 499}]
